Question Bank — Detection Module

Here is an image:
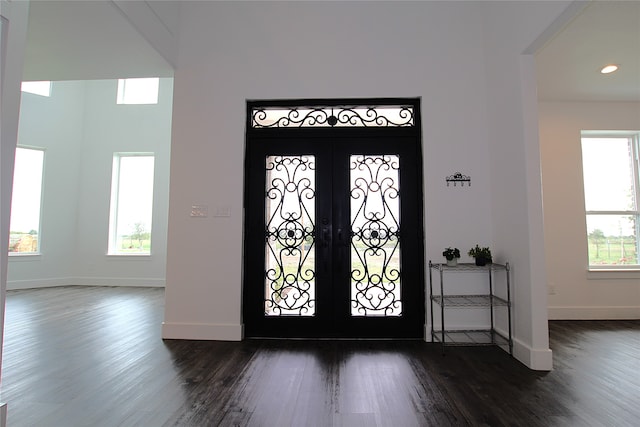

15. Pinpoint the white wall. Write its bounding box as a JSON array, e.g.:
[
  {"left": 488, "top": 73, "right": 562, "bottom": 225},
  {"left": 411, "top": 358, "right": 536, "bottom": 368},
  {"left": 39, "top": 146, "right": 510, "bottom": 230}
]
[
  {"left": 162, "top": 1, "right": 569, "bottom": 369},
  {"left": 540, "top": 101, "right": 640, "bottom": 319},
  {"left": 73, "top": 79, "right": 173, "bottom": 286},
  {"left": 7, "top": 78, "right": 173, "bottom": 289},
  {"left": 8, "top": 81, "right": 85, "bottom": 287},
  {"left": 1, "top": 0, "right": 30, "bottom": 407},
  {"left": 481, "top": 0, "right": 571, "bottom": 370}
]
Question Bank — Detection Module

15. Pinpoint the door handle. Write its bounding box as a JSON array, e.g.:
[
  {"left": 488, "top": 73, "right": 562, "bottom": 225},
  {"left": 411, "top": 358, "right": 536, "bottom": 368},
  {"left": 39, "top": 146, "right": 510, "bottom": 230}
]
[
  {"left": 320, "top": 218, "right": 331, "bottom": 248},
  {"left": 321, "top": 225, "right": 330, "bottom": 272},
  {"left": 322, "top": 227, "right": 330, "bottom": 248},
  {"left": 337, "top": 228, "right": 349, "bottom": 247}
]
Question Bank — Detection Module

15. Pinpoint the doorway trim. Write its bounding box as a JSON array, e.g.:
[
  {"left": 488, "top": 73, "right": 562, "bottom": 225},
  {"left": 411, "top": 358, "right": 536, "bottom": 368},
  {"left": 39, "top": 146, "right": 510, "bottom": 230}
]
[{"left": 242, "top": 98, "right": 425, "bottom": 339}]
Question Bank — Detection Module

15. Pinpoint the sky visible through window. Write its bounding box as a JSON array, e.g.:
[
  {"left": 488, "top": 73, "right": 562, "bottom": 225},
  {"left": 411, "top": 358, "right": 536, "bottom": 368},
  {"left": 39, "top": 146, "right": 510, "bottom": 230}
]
[
  {"left": 117, "top": 78, "right": 159, "bottom": 105},
  {"left": 21, "top": 81, "right": 51, "bottom": 97},
  {"left": 110, "top": 155, "right": 155, "bottom": 254},
  {"left": 582, "top": 137, "right": 636, "bottom": 237},
  {"left": 10, "top": 148, "right": 44, "bottom": 233},
  {"left": 9, "top": 147, "right": 44, "bottom": 253}
]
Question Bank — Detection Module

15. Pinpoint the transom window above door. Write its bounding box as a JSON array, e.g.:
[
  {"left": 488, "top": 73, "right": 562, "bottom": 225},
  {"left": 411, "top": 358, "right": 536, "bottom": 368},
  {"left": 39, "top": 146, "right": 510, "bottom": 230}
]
[{"left": 250, "top": 102, "right": 415, "bottom": 128}]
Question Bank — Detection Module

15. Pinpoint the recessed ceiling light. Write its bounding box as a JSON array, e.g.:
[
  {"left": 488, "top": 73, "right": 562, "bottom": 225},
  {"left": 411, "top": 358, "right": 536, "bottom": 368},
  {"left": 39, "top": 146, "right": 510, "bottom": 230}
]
[{"left": 600, "top": 65, "right": 619, "bottom": 74}]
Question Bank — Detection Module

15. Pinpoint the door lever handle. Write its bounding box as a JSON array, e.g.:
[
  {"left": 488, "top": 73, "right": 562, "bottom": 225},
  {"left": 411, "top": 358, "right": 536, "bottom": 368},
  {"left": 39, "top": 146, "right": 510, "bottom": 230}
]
[{"left": 322, "top": 227, "right": 330, "bottom": 247}]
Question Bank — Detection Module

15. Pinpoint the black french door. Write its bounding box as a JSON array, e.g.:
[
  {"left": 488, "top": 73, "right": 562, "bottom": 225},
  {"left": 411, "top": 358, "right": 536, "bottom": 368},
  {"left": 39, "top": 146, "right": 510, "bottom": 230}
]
[{"left": 243, "top": 99, "right": 425, "bottom": 338}]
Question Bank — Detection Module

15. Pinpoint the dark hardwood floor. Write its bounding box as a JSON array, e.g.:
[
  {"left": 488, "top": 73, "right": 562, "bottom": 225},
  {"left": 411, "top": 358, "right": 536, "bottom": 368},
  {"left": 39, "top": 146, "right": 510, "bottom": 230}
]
[{"left": 1, "top": 287, "right": 638, "bottom": 426}]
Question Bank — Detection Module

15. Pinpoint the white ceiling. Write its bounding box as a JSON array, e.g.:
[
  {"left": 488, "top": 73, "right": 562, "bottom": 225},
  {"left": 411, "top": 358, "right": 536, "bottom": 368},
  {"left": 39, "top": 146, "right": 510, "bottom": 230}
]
[
  {"left": 22, "top": 1, "right": 640, "bottom": 102},
  {"left": 535, "top": 1, "right": 640, "bottom": 102},
  {"left": 23, "top": 1, "right": 174, "bottom": 81}
]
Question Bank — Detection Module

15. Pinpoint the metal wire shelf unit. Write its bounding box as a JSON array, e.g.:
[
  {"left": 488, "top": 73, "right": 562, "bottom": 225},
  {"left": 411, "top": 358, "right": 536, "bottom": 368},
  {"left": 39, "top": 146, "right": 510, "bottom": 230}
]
[
  {"left": 431, "top": 329, "right": 511, "bottom": 348},
  {"left": 429, "top": 261, "right": 513, "bottom": 355},
  {"left": 429, "top": 262, "right": 507, "bottom": 272},
  {"left": 431, "top": 294, "right": 509, "bottom": 308}
]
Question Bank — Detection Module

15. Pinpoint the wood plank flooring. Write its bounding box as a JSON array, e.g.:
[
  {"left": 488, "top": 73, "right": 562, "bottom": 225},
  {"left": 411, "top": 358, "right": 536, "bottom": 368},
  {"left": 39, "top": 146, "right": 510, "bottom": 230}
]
[{"left": 1, "top": 286, "right": 638, "bottom": 426}]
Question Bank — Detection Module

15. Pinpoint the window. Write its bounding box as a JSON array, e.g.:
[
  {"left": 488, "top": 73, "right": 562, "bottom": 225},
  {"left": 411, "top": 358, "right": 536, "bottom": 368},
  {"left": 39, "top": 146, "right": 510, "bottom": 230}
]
[
  {"left": 21, "top": 81, "right": 51, "bottom": 97},
  {"left": 9, "top": 147, "right": 45, "bottom": 254},
  {"left": 582, "top": 132, "right": 640, "bottom": 268},
  {"left": 108, "top": 154, "right": 155, "bottom": 255},
  {"left": 251, "top": 104, "right": 415, "bottom": 128},
  {"left": 116, "top": 78, "right": 159, "bottom": 105}
]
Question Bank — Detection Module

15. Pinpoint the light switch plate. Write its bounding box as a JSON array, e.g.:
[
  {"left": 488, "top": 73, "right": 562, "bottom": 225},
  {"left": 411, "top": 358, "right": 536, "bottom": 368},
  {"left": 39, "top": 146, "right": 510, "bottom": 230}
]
[
  {"left": 214, "top": 206, "right": 231, "bottom": 217},
  {"left": 190, "top": 205, "right": 208, "bottom": 217}
]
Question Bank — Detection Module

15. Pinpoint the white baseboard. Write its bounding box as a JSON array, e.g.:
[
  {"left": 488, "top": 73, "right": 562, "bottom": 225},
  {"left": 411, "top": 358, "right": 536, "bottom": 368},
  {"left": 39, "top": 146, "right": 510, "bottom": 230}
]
[
  {"left": 424, "top": 323, "right": 552, "bottom": 370},
  {"left": 161, "top": 321, "right": 244, "bottom": 341},
  {"left": 7, "top": 277, "right": 165, "bottom": 290},
  {"left": 549, "top": 306, "right": 640, "bottom": 320},
  {"left": 69, "top": 277, "right": 165, "bottom": 287},
  {"left": 512, "top": 337, "right": 553, "bottom": 371},
  {"left": 6, "top": 277, "right": 73, "bottom": 289}
]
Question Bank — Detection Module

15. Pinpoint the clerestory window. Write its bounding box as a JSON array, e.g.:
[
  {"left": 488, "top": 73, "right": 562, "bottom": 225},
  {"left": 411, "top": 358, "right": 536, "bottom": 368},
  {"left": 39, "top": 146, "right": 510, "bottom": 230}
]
[
  {"left": 116, "top": 78, "right": 159, "bottom": 105},
  {"left": 21, "top": 81, "right": 51, "bottom": 97}
]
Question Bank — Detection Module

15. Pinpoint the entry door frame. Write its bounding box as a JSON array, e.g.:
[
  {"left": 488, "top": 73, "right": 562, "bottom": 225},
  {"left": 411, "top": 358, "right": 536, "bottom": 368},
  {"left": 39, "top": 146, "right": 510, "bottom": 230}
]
[{"left": 242, "top": 98, "right": 426, "bottom": 338}]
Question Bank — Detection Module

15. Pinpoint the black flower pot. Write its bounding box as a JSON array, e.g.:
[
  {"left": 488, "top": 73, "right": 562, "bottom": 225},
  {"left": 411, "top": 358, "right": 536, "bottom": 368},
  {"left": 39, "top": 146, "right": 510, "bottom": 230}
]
[{"left": 475, "top": 257, "right": 488, "bottom": 266}]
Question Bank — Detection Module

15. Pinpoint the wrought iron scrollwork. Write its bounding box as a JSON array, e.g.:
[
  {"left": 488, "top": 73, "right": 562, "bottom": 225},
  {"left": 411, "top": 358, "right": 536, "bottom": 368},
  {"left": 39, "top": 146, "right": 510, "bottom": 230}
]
[
  {"left": 264, "top": 156, "right": 316, "bottom": 316},
  {"left": 350, "top": 155, "right": 402, "bottom": 316},
  {"left": 252, "top": 105, "right": 414, "bottom": 128},
  {"left": 446, "top": 172, "right": 471, "bottom": 187}
]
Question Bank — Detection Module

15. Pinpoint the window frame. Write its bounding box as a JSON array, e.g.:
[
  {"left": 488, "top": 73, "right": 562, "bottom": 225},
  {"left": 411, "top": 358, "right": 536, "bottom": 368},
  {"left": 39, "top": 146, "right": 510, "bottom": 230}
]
[
  {"left": 21, "top": 81, "right": 51, "bottom": 97},
  {"left": 107, "top": 152, "right": 155, "bottom": 256},
  {"left": 9, "top": 146, "right": 45, "bottom": 256},
  {"left": 116, "top": 77, "right": 159, "bottom": 105},
  {"left": 581, "top": 131, "right": 640, "bottom": 270}
]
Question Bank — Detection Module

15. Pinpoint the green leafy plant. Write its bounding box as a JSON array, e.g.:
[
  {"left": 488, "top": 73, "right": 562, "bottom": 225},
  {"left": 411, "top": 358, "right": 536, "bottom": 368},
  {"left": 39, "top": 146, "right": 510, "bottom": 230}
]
[
  {"left": 468, "top": 244, "right": 492, "bottom": 264},
  {"left": 442, "top": 247, "right": 461, "bottom": 261}
]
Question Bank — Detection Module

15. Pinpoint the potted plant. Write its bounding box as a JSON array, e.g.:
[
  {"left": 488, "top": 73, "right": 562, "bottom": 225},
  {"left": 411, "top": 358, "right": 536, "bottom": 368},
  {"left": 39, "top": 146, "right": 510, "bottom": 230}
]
[
  {"left": 442, "top": 247, "right": 461, "bottom": 267},
  {"left": 468, "top": 244, "right": 492, "bottom": 266}
]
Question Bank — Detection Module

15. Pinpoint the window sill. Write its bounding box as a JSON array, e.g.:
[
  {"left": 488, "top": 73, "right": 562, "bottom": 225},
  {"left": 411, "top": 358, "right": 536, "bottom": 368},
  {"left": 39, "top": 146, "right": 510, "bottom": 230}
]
[
  {"left": 8, "top": 253, "right": 41, "bottom": 261},
  {"left": 106, "top": 254, "right": 152, "bottom": 260},
  {"left": 587, "top": 269, "right": 640, "bottom": 280}
]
